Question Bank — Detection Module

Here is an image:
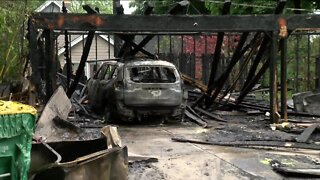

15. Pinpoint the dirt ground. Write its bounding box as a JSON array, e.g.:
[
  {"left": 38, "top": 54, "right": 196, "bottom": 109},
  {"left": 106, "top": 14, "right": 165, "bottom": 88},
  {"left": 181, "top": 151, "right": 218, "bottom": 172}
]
[{"left": 117, "top": 116, "right": 320, "bottom": 180}]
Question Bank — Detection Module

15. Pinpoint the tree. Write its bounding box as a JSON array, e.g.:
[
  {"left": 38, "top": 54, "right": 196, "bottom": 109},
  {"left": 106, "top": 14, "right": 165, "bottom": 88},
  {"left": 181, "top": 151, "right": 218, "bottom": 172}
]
[
  {"left": 130, "top": 0, "right": 320, "bottom": 15},
  {"left": 130, "top": 0, "right": 209, "bottom": 15},
  {"left": 70, "top": 0, "right": 112, "bottom": 13},
  {"left": 0, "top": 1, "right": 45, "bottom": 83},
  {"left": 0, "top": 0, "right": 113, "bottom": 83},
  {"left": 205, "top": 0, "right": 320, "bottom": 15}
]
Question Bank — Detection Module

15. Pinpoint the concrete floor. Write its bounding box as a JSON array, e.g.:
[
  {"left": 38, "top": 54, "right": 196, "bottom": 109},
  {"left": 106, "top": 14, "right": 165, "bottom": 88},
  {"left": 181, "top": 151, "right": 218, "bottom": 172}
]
[{"left": 119, "top": 122, "right": 319, "bottom": 180}]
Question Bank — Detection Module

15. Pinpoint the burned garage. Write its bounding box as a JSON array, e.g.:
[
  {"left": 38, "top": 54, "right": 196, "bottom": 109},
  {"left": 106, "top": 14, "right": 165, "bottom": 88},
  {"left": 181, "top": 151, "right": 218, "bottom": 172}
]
[{"left": 2, "top": 0, "right": 320, "bottom": 179}]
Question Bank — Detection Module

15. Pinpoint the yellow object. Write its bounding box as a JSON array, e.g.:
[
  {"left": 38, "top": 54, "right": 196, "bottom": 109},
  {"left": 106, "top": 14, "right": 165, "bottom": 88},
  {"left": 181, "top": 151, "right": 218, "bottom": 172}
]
[
  {"left": 260, "top": 158, "right": 273, "bottom": 165},
  {"left": 0, "top": 101, "right": 37, "bottom": 116}
]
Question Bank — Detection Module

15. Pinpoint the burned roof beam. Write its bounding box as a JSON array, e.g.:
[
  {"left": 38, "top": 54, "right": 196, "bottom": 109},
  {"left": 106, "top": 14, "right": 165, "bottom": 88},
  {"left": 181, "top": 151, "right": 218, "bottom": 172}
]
[
  {"left": 241, "top": 34, "right": 268, "bottom": 93},
  {"left": 117, "top": 35, "right": 133, "bottom": 58},
  {"left": 274, "top": 0, "right": 287, "bottom": 14},
  {"left": 143, "top": 3, "right": 154, "bottom": 15},
  {"left": 168, "top": 0, "right": 189, "bottom": 15},
  {"left": 31, "top": 13, "right": 320, "bottom": 32},
  {"left": 242, "top": 0, "right": 286, "bottom": 93},
  {"left": 62, "top": 1, "right": 72, "bottom": 92},
  {"left": 118, "top": 35, "right": 155, "bottom": 58},
  {"left": 236, "top": 57, "right": 270, "bottom": 104},
  {"left": 30, "top": 14, "right": 275, "bottom": 32},
  {"left": 205, "top": 0, "right": 231, "bottom": 107},
  {"left": 129, "top": 35, "right": 154, "bottom": 56},
  {"left": 205, "top": 32, "right": 254, "bottom": 107},
  {"left": 67, "top": 5, "right": 97, "bottom": 97},
  {"left": 83, "top": 4, "right": 99, "bottom": 14}
]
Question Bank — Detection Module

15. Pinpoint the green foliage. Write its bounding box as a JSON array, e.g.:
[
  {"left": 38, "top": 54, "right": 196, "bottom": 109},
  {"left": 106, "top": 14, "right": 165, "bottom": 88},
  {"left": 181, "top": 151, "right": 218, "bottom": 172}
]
[
  {"left": 0, "top": 0, "right": 113, "bottom": 83},
  {"left": 0, "top": 1, "right": 45, "bottom": 83},
  {"left": 70, "top": 0, "right": 112, "bottom": 13},
  {"left": 130, "top": 0, "right": 210, "bottom": 14},
  {"left": 205, "top": 0, "right": 320, "bottom": 15}
]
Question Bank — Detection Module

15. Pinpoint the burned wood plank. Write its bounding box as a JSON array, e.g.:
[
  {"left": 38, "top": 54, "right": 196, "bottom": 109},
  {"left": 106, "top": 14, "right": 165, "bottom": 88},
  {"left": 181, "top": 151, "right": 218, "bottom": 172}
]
[
  {"left": 44, "top": 29, "right": 56, "bottom": 101},
  {"left": 194, "top": 107, "right": 227, "bottom": 122},
  {"left": 280, "top": 38, "right": 288, "bottom": 120},
  {"left": 67, "top": 5, "right": 97, "bottom": 97},
  {"left": 241, "top": 34, "right": 268, "bottom": 92},
  {"left": 269, "top": 31, "right": 279, "bottom": 123},
  {"left": 118, "top": 35, "right": 155, "bottom": 58},
  {"left": 129, "top": 35, "right": 154, "bottom": 56},
  {"left": 184, "top": 106, "right": 208, "bottom": 128},
  {"left": 28, "top": 19, "right": 43, "bottom": 99},
  {"left": 181, "top": 73, "right": 207, "bottom": 93},
  {"left": 206, "top": 32, "right": 252, "bottom": 107},
  {"left": 236, "top": 58, "right": 270, "bottom": 104},
  {"left": 62, "top": 3, "right": 72, "bottom": 90},
  {"left": 206, "top": 0, "right": 231, "bottom": 105},
  {"left": 270, "top": 160, "right": 320, "bottom": 177},
  {"left": 295, "top": 124, "right": 319, "bottom": 143},
  {"left": 67, "top": 30, "right": 95, "bottom": 97},
  {"left": 171, "top": 138, "right": 320, "bottom": 150}
]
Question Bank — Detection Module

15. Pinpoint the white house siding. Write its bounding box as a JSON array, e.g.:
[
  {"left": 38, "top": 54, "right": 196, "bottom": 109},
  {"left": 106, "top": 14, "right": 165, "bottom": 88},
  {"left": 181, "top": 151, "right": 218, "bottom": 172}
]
[
  {"left": 58, "top": 35, "right": 114, "bottom": 78},
  {"left": 41, "top": 3, "right": 61, "bottom": 13}
]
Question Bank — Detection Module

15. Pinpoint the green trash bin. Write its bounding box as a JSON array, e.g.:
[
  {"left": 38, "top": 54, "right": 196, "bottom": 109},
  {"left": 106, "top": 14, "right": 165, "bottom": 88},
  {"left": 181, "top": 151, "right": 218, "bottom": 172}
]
[{"left": 0, "top": 101, "right": 37, "bottom": 180}]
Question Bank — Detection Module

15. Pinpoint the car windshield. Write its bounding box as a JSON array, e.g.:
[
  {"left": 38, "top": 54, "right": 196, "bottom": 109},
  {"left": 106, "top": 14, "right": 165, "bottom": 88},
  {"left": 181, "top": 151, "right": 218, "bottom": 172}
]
[{"left": 129, "top": 66, "right": 177, "bottom": 83}]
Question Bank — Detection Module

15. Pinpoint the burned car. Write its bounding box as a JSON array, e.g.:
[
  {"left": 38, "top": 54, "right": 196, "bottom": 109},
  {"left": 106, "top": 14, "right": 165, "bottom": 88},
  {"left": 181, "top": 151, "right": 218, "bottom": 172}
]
[{"left": 87, "top": 59, "right": 187, "bottom": 122}]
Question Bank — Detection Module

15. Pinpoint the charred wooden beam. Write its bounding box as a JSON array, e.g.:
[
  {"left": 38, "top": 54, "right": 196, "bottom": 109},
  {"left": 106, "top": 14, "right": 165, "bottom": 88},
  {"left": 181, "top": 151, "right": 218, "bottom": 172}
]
[
  {"left": 194, "top": 107, "right": 227, "bottom": 122},
  {"left": 67, "top": 31, "right": 94, "bottom": 96},
  {"left": 206, "top": 0, "right": 231, "bottom": 90},
  {"left": 172, "top": 138, "right": 320, "bottom": 150},
  {"left": 269, "top": 31, "right": 279, "bottom": 123},
  {"left": 236, "top": 58, "right": 270, "bottom": 104},
  {"left": 271, "top": 160, "right": 320, "bottom": 177},
  {"left": 117, "top": 3, "right": 155, "bottom": 58},
  {"left": 83, "top": 4, "right": 99, "bottom": 14},
  {"left": 30, "top": 14, "right": 273, "bottom": 32},
  {"left": 113, "top": 1, "right": 123, "bottom": 57},
  {"left": 241, "top": 34, "right": 268, "bottom": 92},
  {"left": 241, "top": 0, "right": 286, "bottom": 98},
  {"left": 28, "top": 19, "right": 43, "bottom": 99},
  {"left": 118, "top": 35, "right": 134, "bottom": 58},
  {"left": 185, "top": 106, "right": 208, "bottom": 127},
  {"left": 62, "top": 2, "right": 72, "bottom": 90},
  {"left": 295, "top": 124, "right": 319, "bottom": 143},
  {"left": 169, "top": 0, "right": 189, "bottom": 15},
  {"left": 118, "top": 35, "right": 155, "bottom": 58},
  {"left": 31, "top": 13, "right": 320, "bottom": 32},
  {"left": 280, "top": 38, "right": 288, "bottom": 121},
  {"left": 143, "top": 2, "right": 154, "bottom": 15},
  {"left": 44, "top": 29, "right": 56, "bottom": 101},
  {"left": 205, "top": 32, "right": 250, "bottom": 107},
  {"left": 129, "top": 35, "right": 154, "bottom": 56},
  {"left": 274, "top": 0, "right": 287, "bottom": 14},
  {"left": 293, "top": 0, "right": 302, "bottom": 14},
  {"left": 67, "top": 5, "right": 97, "bottom": 97},
  {"left": 316, "top": 57, "right": 320, "bottom": 90}
]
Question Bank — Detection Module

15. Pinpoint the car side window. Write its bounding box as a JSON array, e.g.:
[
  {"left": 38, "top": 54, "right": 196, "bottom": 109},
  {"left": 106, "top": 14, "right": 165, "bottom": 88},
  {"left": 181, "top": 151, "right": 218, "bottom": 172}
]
[
  {"left": 93, "top": 66, "right": 103, "bottom": 79},
  {"left": 104, "top": 65, "right": 112, "bottom": 80},
  {"left": 111, "top": 66, "right": 118, "bottom": 79},
  {"left": 97, "top": 65, "right": 107, "bottom": 80}
]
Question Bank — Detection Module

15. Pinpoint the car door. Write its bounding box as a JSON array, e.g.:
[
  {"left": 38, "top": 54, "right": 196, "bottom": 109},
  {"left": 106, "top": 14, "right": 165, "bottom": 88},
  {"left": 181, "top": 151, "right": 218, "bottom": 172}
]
[
  {"left": 87, "top": 64, "right": 107, "bottom": 110},
  {"left": 95, "top": 64, "right": 118, "bottom": 112}
]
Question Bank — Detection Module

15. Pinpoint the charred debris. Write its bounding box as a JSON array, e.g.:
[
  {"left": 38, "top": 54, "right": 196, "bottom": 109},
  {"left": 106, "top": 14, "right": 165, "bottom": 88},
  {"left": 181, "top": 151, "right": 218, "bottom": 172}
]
[{"left": 1, "top": 0, "right": 320, "bottom": 178}]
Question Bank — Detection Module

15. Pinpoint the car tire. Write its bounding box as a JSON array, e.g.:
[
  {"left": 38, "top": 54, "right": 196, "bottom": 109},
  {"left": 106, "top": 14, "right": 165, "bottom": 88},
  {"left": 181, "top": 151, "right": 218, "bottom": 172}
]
[{"left": 168, "top": 113, "right": 184, "bottom": 122}]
